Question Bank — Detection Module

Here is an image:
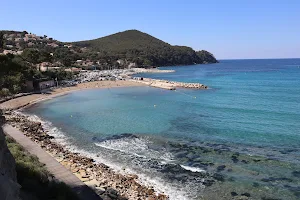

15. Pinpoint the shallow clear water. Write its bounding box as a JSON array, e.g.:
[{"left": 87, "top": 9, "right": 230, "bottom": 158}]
[{"left": 25, "top": 59, "right": 300, "bottom": 200}]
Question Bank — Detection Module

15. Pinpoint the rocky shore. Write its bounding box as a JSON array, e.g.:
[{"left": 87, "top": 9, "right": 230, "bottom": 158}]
[
  {"left": 133, "top": 78, "right": 208, "bottom": 90},
  {"left": 4, "top": 111, "right": 168, "bottom": 200}
]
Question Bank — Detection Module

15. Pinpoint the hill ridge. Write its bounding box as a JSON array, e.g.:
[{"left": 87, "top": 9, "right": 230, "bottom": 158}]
[{"left": 1, "top": 29, "right": 218, "bottom": 67}]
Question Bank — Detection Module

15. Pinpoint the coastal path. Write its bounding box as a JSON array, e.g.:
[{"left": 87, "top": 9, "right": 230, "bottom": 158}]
[{"left": 3, "top": 124, "right": 102, "bottom": 200}]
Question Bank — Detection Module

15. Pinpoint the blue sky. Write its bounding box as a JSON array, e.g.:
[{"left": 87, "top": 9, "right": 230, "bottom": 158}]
[{"left": 1, "top": 0, "right": 300, "bottom": 59}]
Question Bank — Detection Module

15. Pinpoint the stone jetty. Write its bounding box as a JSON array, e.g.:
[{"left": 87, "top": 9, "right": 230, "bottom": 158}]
[{"left": 132, "top": 78, "right": 208, "bottom": 90}]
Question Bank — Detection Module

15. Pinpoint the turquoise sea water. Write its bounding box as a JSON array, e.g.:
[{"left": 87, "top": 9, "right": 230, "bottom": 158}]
[{"left": 25, "top": 59, "right": 300, "bottom": 200}]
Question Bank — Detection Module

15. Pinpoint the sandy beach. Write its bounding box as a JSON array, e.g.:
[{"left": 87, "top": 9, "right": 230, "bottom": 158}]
[
  {"left": 1, "top": 80, "right": 169, "bottom": 200},
  {"left": 0, "top": 80, "right": 146, "bottom": 110}
]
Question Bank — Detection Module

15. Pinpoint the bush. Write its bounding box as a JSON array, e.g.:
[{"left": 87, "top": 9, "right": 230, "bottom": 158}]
[
  {"left": 0, "top": 88, "right": 11, "bottom": 97},
  {"left": 6, "top": 136, "right": 79, "bottom": 200}
]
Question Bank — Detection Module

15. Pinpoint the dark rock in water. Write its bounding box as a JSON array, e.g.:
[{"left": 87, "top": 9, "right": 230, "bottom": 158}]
[
  {"left": 203, "top": 179, "right": 215, "bottom": 186},
  {"left": 252, "top": 182, "right": 259, "bottom": 187},
  {"left": 212, "top": 173, "right": 225, "bottom": 182},
  {"left": 173, "top": 174, "right": 189, "bottom": 182},
  {"left": 174, "top": 151, "right": 188, "bottom": 158},
  {"left": 232, "top": 156, "right": 239, "bottom": 163},
  {"left": 292, "top": 171, "right": 300, "bottom": 178},
  {"left": 284, "top": 185, "right": 300, "bottom": 197},
  {"left": 231, "top": 192, "right": 238, "bottom": 196},
  {"left": 227, "top": 168, "right": 233, "bottom": 172},
  {"left": 217, "top": 165, "right": 226, "bottom": 172},
  {"left": 233, "top": 152, "right": 240, "bottom": 156},
  {"left": 253, "top": 159, "right": 261, "bottom": 162},
  {"left": 294, "top": 191, "right": 300, "bottom": 198},
  {"left": 160, "top": 163, "right": 207, "bottom": 183},
  {"left": 228, "top": 177, "right": 235, "bottom": 182},
  {"left": 186, "top": 152, "right": 197, "bottom": 160},
  {"left": 231, "top": 152, "right": 239, "bottom": 163},
  {"left": 95, "top": 133, "right": 139, "bottom": 142},
  {"left": 202, "top": 149, "right": 211, "bottom": 153},
  {"left": 241, "top": 160, "right": 249, "bottom": 164},
  {"left": 261, "top": 177, "right": 293, "bottom": 182},
  {"left": 242, "top": 193, "right": 251, "bottom": 197},
  {"left": 199, "top": 161, "right": 214, "bottom": 166}
]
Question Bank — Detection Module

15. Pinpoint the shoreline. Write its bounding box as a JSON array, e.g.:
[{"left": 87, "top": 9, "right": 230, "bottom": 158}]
[
  {"left": 0, "top": 80, "right": 146, "bottom": 111},
  {"left": 4, "top": 111, "right": 169, "bottom": 200},
  {"left": 0, "top": 67, "right": 208, "bottom": 111},
  {"left": 0, "top": 79, "right": 170, "bottom": 199}
]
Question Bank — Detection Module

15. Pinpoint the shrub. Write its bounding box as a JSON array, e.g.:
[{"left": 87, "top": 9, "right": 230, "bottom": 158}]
[{"left": 6, "top": 136, "right": 79, "bottom": 200}]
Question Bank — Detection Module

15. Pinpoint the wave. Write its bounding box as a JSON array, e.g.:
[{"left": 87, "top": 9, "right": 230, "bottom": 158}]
[
  {"left": 95, "top": 134, "right": 174, "bottom": 162},
  {"left": 180, "top": 165, "right": 206, "bottom": 173}
]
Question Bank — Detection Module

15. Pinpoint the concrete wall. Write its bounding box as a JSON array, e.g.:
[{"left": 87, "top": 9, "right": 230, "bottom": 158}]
[{"left": 0, "top": 113, "right": 20, "bottom": 200}]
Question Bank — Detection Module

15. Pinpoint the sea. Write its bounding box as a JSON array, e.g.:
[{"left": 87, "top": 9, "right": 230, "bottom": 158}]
[{"left": 24, "top": 59, "right": 300, "bottom": 200}]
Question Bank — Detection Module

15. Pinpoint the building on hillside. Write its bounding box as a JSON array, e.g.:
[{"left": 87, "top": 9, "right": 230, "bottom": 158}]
[
  {"left": 64, "top": 44, "right": 73, "bottom": 48},
  {"left": 6, "top": 45, "right": 14, "bottom": 49},
  {"left": 117, "top": 59, "right": 125, "bottom": 66},
  {"left": 80, "top": 47, "right": 88, "bottom": 52},
  {"left": 15, "top": 38, "right": 23, "bottom": 42},
  {"left": 128, "top": 62, "right": 137, "bottom": 69},
  {"left": 37, "top": 62, "right": 52, "bottom": 71},
  {"left": 65, "top": 67, "right": 82, "bottom": 72},
  {"left": 47, "top": 43, "right": 59, "bottom": 48},
  {"left": 2, "top": 50, "right": 23, "bottom": 55},
  {"left": 2, "top": 50, "right": 15, "bottom": 55},
  {"left": 27, "top": 42, "right": 34, "bottom": 47},
  {"left": 53, "top": 61, "right": 63, "bottom": 67},
  {"left": 76, "top": 60, "right": 83, "bottom": 64},
  {"left": 32, "top": 79, "right": 55, "bottom": 90}
]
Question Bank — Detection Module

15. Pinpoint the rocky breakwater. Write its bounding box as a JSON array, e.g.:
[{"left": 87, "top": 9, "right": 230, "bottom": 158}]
[
  {"left": 5, "top": 111, "right": 168, "bottom": 200},
  {"left": 0, "top": 110, "right": 20, "bottom": 200},
  {"left": 144, "top": 78, "right": 208, "bottom": 90}
]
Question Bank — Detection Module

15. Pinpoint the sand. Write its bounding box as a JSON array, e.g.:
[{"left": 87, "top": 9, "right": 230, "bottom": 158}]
[{"left": 0, "top": 80, "right": 145, "bottom": 110}]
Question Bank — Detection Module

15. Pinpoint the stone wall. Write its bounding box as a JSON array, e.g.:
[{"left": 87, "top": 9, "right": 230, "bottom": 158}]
[{"left": 0, "top": 111, "right": 20, "bottom": 200}]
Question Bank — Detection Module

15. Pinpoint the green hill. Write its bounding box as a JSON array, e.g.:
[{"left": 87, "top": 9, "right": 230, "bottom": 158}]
[{"left": 73, "top": 30, "right": 218, "bottom": 66}]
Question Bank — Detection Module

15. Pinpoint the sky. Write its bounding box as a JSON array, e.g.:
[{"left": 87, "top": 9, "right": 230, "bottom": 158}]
[{"left": 1, "top": 0, "right": 300, "bottom": 59}]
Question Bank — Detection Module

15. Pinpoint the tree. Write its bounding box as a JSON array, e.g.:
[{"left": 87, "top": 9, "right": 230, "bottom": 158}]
[
  {"left": 21, "top": 31, "right": 28, "bottom": 37},
  {"left": 21, "top": 49, "right": 40, "bottom": 64},
  {"left": 0, "top": 32, "right": 4, "bottom": 53},
  {"left": 61, "top": 57, "right": 72, "bottom": 67}
]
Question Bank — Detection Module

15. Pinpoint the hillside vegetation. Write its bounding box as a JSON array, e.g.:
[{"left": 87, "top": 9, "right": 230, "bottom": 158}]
[
  {"left": 0, "top": 29, "right": 217, "bottom": 96},
  {"left": 73, "top": 30, "right": 218, "bottom": 66}
]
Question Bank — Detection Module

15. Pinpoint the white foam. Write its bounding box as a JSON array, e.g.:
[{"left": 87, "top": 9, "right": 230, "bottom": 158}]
[
  {"left": 95, "top": 136, "right": 174, "bottom": 162},
  {"left": 180, "top": 165, "right": 206, "bottom": 173}
]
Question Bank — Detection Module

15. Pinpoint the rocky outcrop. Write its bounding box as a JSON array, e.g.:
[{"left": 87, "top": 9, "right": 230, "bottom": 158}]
[
  {"left": 0, "top": 111, "right": 20, "bottom": 200},
  {"left": 196, "top": 50, "right": 218, "bottom": 64}
]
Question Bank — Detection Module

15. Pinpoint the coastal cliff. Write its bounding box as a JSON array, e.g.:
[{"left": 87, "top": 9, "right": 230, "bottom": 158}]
[{"left": 0, "top": 112, "right": 20, "bottom": 200}]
